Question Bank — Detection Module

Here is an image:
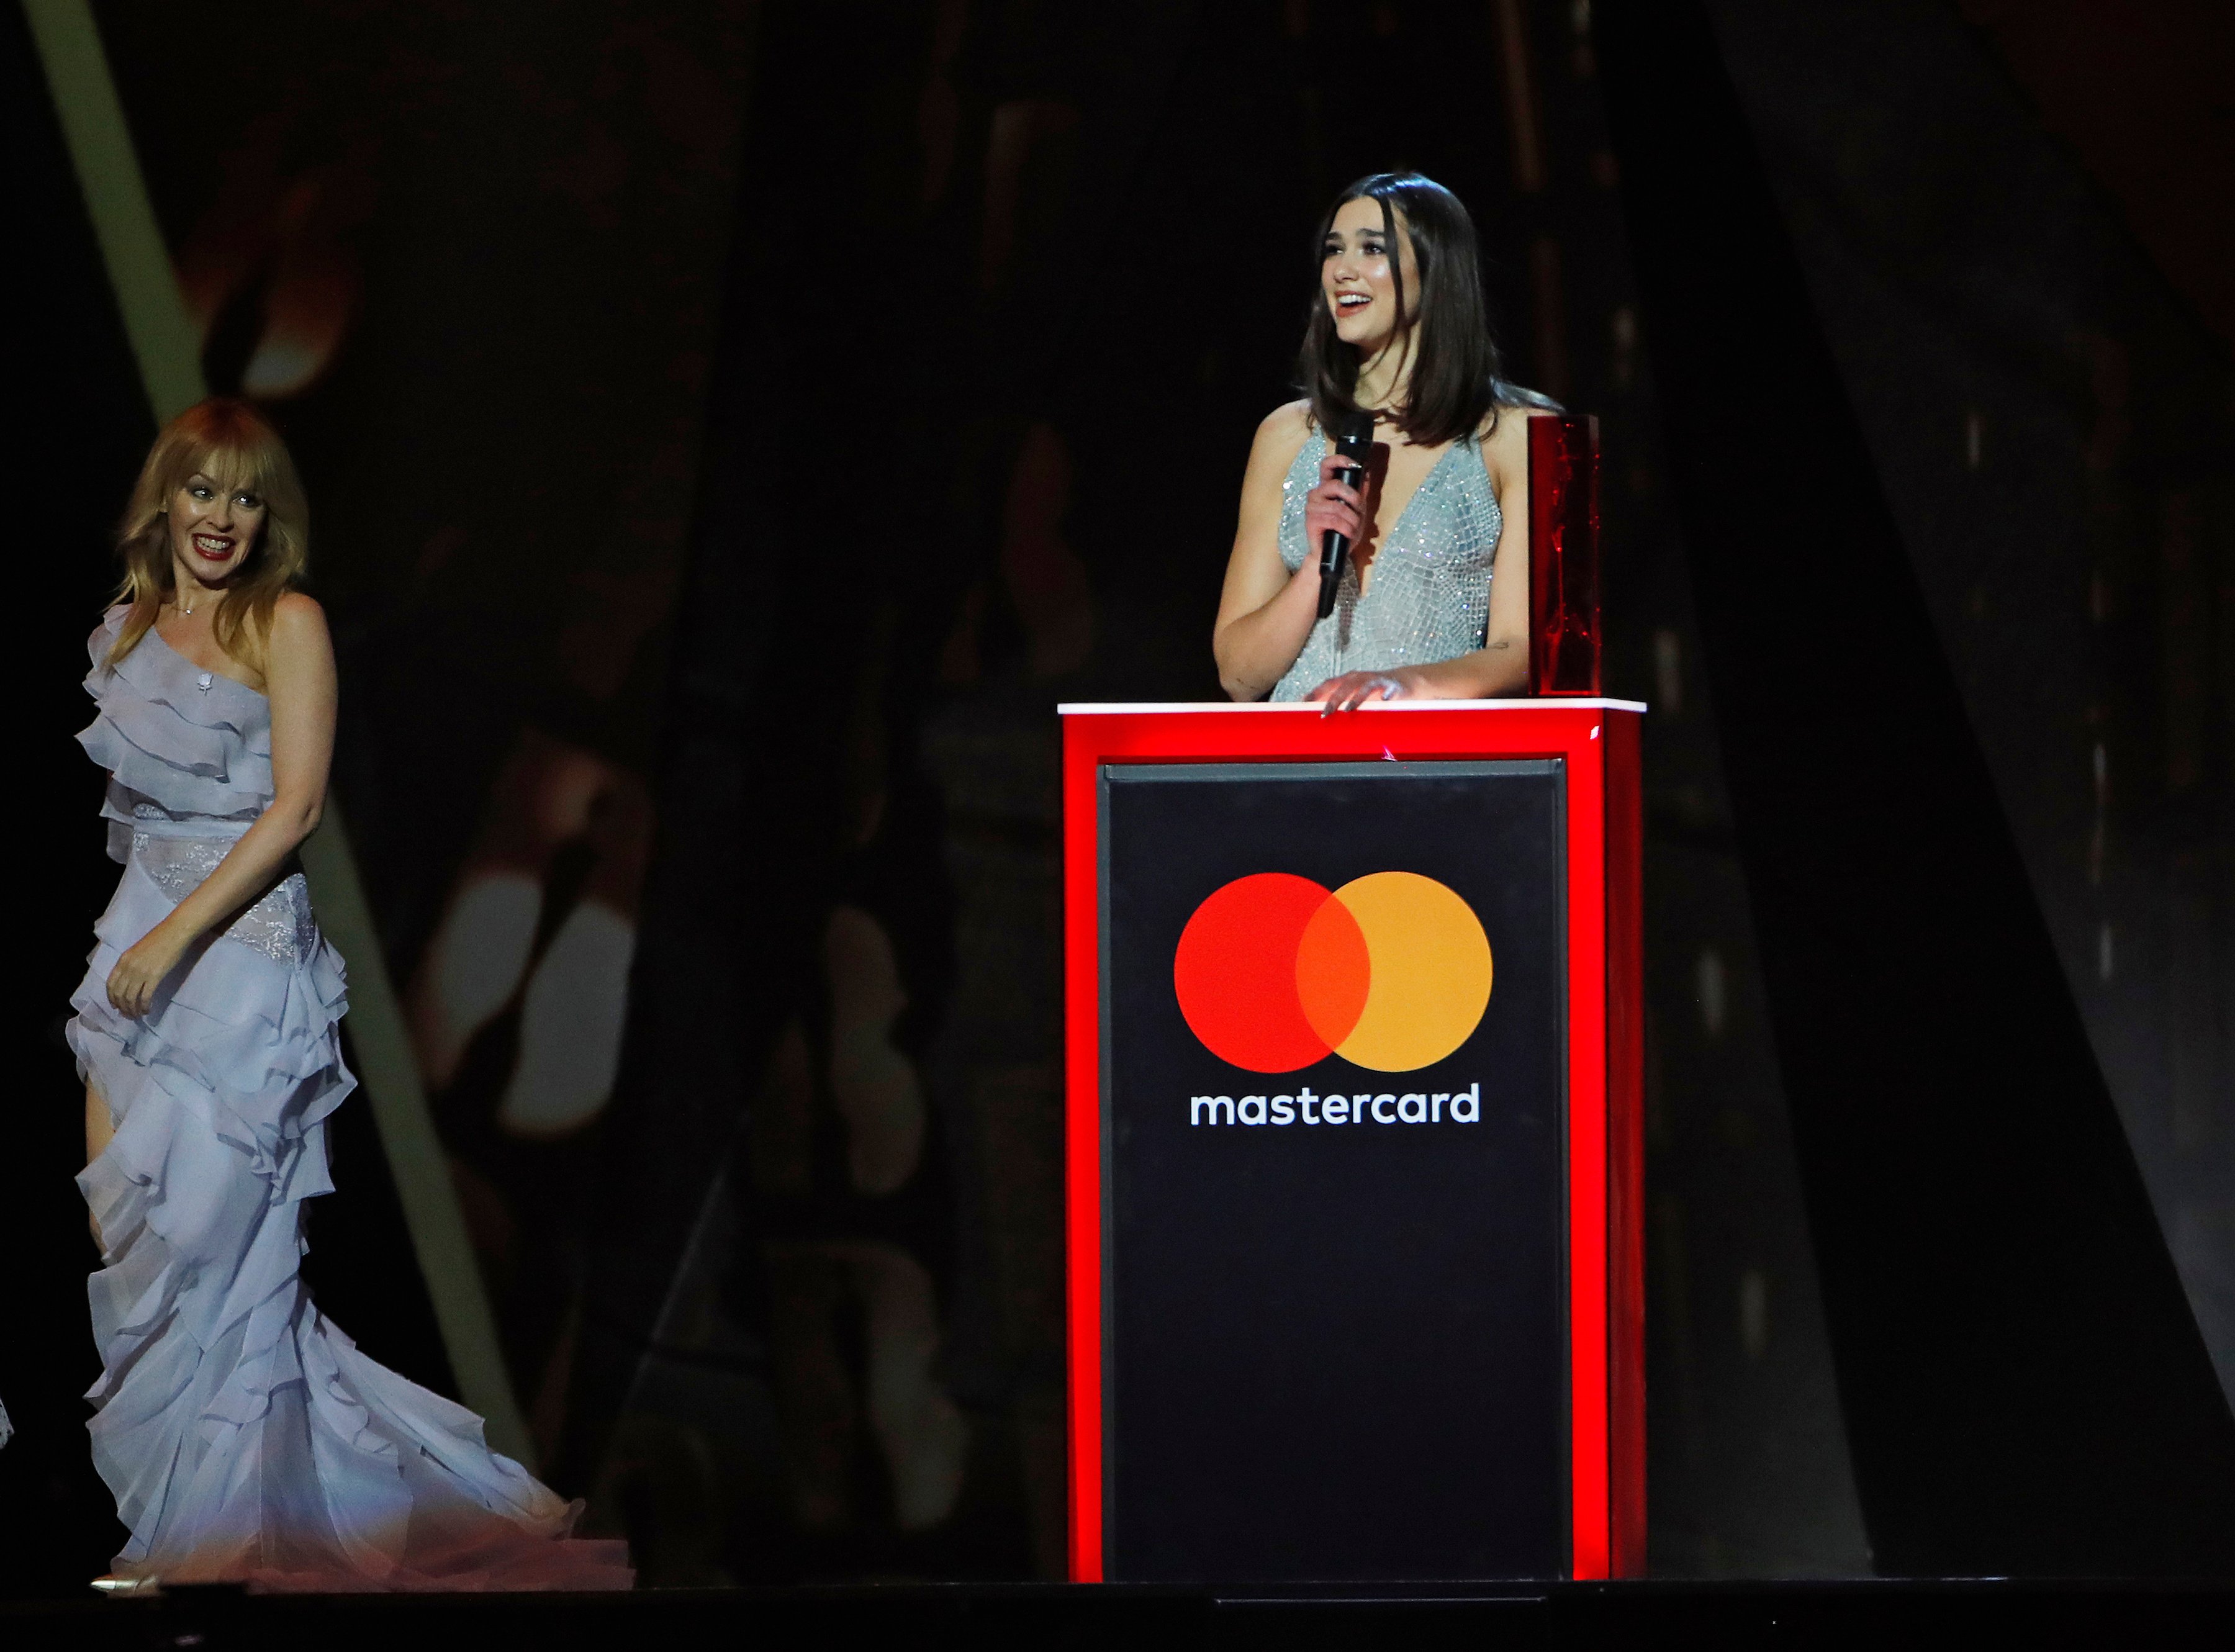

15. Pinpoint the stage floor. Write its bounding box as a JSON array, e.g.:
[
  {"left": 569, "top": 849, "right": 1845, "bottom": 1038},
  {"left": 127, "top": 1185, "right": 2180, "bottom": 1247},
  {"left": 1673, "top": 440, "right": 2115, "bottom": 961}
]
[{"left": 8, "top": 1579, "right": 2235, "bottom": 1650}]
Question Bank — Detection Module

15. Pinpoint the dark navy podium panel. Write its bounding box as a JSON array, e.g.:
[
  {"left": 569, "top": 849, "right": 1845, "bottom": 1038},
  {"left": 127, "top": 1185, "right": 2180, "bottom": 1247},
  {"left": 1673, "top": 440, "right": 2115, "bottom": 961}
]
[{"left": 1060, "top": 703, "right": 1644, "bottom": 1585}]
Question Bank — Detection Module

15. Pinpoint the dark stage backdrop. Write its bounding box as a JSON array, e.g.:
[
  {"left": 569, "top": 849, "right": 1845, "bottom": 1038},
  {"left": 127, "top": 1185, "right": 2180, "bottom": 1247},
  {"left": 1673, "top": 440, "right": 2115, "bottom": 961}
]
[
  {"left": 1703, "top": 0, "right": 2235, "bottom": 1411},
  {"left": 0, "top": 0, "right": 1866, "bottom": 1589},
  {"left": 86, "top": 4, "right": 762, "bottom": 1503},
  {"left": 7, "top": 0, "right": 761, "bottom": 1591},
  {"left": 8, "top": 0, "right": 2228, "bottom": 1596},
  {"left": 559, "top": 0, "right": 1869, "bottom": 1583}
]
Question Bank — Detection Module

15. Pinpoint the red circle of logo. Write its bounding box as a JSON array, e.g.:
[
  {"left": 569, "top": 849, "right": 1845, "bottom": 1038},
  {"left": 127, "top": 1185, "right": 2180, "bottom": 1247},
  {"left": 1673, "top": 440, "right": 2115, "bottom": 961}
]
[{"left": 1172, "top": 873, "right": 1367, "bottom": 1072}]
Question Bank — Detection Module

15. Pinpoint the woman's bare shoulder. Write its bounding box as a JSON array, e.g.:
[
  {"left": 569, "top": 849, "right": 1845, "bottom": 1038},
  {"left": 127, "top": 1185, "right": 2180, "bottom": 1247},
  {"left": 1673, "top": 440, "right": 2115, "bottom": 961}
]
[
  {"left": 1260, "top": 398, "right": 1316, "bottom": 445},
  {"left": 1478, "top": 399, "right": 1543, "bottom": 475},
  {"left": 1483, "top": 398, "right": 1546, "bottom": 442},
  {"left": 1249, "top": 399, "right": 1315, "bottom": 470},
  {"left": 269, "top": 590, "right": 327, "bottom": 632},
  {"left": 264, "top": 592, "right": 333, "bottom": 662}
]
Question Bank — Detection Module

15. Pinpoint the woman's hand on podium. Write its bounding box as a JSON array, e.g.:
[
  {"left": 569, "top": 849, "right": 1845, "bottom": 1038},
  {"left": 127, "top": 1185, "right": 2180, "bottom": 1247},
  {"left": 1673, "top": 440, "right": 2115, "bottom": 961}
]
[{"left": 1309, "top": 667, "right": 1422, "bottom": 713}]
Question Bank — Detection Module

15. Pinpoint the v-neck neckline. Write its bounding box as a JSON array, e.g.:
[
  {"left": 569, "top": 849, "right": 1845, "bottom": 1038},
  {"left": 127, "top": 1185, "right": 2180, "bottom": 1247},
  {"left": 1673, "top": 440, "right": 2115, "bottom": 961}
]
[{"left": 1347, "top": 435, "right": 1465, "bottom": 601}]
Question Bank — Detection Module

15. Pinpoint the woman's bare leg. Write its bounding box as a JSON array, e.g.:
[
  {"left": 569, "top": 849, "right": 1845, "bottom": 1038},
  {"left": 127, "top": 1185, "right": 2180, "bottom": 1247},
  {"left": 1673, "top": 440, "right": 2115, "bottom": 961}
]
[{"left": 84, "top": 1086, "right": 113, "bottom": 1250}]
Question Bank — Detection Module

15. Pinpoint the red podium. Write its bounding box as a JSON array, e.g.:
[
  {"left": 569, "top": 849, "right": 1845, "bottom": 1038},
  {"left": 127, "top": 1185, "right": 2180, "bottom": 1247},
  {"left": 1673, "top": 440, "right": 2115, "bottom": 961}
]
[{"left": 1060, "top": 698, "right": 1644, "bottom": 1584}]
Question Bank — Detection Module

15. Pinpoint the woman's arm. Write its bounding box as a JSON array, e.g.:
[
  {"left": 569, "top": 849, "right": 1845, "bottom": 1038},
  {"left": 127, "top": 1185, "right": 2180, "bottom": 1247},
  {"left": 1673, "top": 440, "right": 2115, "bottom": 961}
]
[
  {"left": 106, "top": 594, "right": 338, "bottom": 1016},
  {"left": 1212, "top": 403, "right": 1352, "bottom": 700},
  {"left": 1309, "top": 408, "right": 1533, "bottom": 711}
]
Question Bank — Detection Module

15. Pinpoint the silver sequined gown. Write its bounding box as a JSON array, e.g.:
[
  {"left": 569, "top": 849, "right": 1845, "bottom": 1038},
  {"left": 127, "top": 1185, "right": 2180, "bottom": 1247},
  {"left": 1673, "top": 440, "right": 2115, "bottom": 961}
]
[
  {"left": 66, "top": 608, "right": 631, "bottom": 1592},
  {"left": 1271, "top": 428, "right": 1505, "bottom": 701}
]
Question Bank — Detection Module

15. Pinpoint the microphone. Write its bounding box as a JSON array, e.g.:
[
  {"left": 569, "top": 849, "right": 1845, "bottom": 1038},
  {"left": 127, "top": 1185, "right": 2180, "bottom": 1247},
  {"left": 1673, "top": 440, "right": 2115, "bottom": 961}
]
[{"left": 1317, "top": 412, "right": 1376, "bottom": 619}]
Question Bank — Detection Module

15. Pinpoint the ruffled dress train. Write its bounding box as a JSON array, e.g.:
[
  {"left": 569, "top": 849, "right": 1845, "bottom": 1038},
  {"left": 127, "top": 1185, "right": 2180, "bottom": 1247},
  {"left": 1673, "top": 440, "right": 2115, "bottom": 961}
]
[{"left": 66, "top": 609, "right": 630, "bottom": 1591}]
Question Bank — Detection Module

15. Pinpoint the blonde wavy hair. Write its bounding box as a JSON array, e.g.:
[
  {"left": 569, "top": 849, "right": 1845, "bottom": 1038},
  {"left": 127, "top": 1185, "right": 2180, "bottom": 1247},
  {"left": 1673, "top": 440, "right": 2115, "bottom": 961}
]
[{"left": 109, "top": 399, "right": 309, "bottom": 669}]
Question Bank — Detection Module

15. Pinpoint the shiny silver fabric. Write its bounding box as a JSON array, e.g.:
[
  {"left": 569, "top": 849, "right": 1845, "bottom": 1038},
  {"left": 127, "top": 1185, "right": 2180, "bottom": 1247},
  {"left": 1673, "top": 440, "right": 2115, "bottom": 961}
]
[
  {"left": 129, "top": 832, "right": 312, "bottom": 964},
  {"left": 1270, "top": 427, "right": 1505, "bottom": 701}
]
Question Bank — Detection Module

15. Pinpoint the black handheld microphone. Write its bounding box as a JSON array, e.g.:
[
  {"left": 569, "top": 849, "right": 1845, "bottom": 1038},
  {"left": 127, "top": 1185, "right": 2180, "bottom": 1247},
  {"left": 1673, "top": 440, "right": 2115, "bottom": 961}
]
[{"left": 1317, "top": 412, "right": 1377, "bottom": 619}]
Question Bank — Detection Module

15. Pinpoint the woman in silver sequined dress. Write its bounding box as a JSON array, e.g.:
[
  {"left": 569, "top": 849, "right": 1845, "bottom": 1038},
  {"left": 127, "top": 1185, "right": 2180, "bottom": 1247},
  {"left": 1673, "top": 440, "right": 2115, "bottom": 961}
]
[
  {"left": 68, "top": 400, "right": 629, "bottom": 1592},
  {"left": 1215, "top": 173, "right": 1555, "bottom": 707}
]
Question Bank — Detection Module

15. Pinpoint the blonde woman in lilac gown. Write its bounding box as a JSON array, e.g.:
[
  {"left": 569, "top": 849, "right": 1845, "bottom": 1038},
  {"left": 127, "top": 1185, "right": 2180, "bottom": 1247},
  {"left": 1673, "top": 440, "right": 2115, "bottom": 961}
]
[{"left": 68, "top": 400, "right": 631, "bottom": 1593}]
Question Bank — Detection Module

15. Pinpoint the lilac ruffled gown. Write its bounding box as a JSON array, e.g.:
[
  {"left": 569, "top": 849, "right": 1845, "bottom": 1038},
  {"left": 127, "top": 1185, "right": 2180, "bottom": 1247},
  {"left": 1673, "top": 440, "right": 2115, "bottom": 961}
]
[{"left": 66, "top": 608, "right": 631, "bottom": 1592}]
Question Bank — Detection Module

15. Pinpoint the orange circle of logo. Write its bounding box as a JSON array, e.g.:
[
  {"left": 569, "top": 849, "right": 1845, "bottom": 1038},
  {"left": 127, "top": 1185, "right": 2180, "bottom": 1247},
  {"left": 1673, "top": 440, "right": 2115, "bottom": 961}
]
[{"left": 1172, "top": 872, "right": 1492, "bottom": 1073}]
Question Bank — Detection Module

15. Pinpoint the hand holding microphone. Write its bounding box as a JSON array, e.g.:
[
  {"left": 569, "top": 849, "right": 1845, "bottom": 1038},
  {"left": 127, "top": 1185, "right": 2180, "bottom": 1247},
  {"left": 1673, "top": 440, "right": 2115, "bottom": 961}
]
[{"left": 1311, "top": 412, "right": 1378, "bottom": 620}]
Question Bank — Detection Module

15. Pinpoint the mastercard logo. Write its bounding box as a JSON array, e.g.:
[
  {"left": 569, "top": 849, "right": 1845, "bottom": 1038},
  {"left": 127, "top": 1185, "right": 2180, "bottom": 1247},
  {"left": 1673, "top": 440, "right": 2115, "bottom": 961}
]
[{"left": 1172, "top": 872, "right": 1492, "bottom": 1074}]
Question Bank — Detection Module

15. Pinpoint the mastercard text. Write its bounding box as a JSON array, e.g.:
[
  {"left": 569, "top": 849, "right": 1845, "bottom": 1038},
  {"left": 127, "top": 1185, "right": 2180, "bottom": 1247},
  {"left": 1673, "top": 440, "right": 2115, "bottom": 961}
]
[{"left": 1188, "top": 1083, "right": 1481, "bottom": 1127}]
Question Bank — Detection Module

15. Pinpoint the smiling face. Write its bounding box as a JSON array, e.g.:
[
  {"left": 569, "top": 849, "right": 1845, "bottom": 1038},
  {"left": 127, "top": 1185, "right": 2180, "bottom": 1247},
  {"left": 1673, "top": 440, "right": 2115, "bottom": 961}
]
[
  {"left": 166, "top": 471, "right": 266, "bottom": 591},
  {"left": 1322, "top": 196, "right": 1420, "bottom": 355}
]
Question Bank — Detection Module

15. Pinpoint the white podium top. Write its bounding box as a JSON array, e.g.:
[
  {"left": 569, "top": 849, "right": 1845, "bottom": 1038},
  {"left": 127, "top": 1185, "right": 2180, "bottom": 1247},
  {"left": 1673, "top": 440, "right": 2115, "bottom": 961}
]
[{"left": 1057, "top": 698, "right": 1647, "bottom": 715}]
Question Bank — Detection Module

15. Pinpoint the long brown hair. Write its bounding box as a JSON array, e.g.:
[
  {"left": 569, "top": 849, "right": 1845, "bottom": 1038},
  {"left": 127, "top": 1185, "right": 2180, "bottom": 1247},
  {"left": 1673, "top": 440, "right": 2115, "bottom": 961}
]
[
  {"left": 109, "top": 399, "right": 309, "bottom": 669},
  {"left": 1296, "top": 172, "right": 1555, "bottom": 446}
]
